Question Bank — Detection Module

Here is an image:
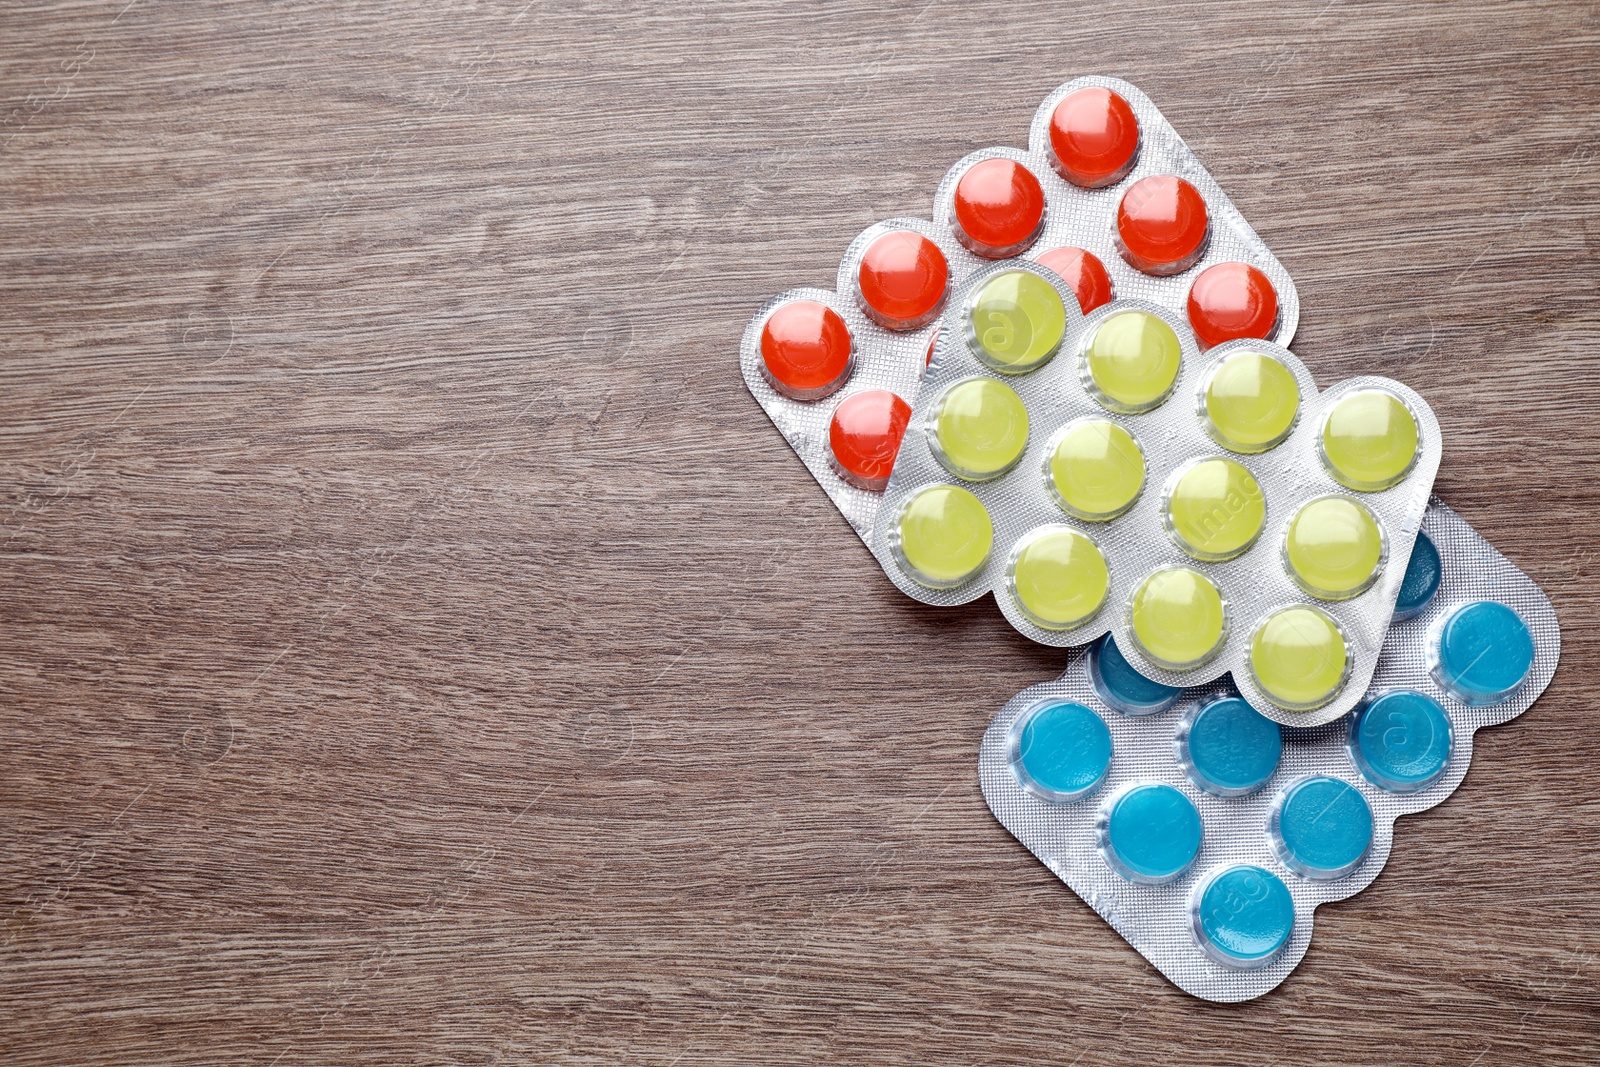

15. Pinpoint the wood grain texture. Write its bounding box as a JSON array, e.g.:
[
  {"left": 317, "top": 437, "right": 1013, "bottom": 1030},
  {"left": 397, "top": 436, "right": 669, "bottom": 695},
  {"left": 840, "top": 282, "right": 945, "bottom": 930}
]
[{"left": 2, "top": 0, "right": 1598, "bottom": 1063}]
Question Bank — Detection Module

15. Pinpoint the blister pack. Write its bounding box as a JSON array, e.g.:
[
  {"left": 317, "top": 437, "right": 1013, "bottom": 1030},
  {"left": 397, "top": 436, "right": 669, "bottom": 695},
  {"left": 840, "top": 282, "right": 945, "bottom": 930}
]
[
  {"left": 741, "top": 76, "right": 1300, "bottom": 545},
  {"left": 870, "top": 257, "right": 1440, "bottom": 725},
  {"left": 977, "top": 500, "right": 1559, "bottom": 1001}
]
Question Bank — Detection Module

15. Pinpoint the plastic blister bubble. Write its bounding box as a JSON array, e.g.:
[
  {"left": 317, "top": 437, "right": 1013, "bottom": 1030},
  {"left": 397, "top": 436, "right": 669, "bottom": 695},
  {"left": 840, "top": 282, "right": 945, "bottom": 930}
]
[
  {"left": 869, "top": 258, "right": 1441, "bottom": 725},
  {"left": 740, "top": 77, "right": 1300, "bottom": 548},
  {"left": 977, "top": 500, "right": 1560, "bottom": 1002}
]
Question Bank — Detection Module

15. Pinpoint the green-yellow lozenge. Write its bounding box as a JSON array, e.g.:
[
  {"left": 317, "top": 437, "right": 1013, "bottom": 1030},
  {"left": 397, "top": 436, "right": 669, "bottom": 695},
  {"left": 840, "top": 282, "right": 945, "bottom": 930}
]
[
  {"left": 1201, "top": 351, "right": 1300, "bottom": 454},
  {"left": 1164, "top": 457, "right": 1266, "bottom": 562},
  {"left": 965, "top": 270, "right": 1067, "bottom": 374},
  {"left": 1249, "top": 606, "right": 1349, "bottom": 710},
  {"left": 1128, "top": 566, "right": 1227, "bottom": 670},
  {"left": 894, "top": 484, "right": 993, "bottom": 589},
  {"left": 1320, "top": 389, "right": 1419, "bottom": 491},
  {"left": 1284, "top": 495, "right": 1385, "bottom": 600},
  {"left": 1008, "top": 526, "right": 1110, "bottom": 630},
  {"left": 1082, "top": 310, "right": 1182, "bottom": 414},
  {"left": 928, "top": 377, "right": 1030, "bottom": 481},
  {"left": 1045, "top": 418, "right": 1145, "bottom": 521}
]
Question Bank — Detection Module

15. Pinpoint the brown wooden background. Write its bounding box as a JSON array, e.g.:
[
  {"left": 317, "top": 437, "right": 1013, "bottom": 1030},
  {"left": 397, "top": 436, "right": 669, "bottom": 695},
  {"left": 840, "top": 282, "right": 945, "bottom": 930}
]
[{"left": 4, "top": 1, "right": 1599, "bottom": 1063}]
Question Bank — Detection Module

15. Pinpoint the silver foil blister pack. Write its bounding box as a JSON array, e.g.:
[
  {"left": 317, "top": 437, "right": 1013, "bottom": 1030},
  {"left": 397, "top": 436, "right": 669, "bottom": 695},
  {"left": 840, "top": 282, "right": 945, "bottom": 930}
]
[
  {"left": 740, "top": 76, "right": 1301, "bottom": 546},
  {"left": 978, "top": 500, "right": 1559, "bottom": 1001},
  {"left": 869, "top": 257, "right": 1441, "bottom": 726}
]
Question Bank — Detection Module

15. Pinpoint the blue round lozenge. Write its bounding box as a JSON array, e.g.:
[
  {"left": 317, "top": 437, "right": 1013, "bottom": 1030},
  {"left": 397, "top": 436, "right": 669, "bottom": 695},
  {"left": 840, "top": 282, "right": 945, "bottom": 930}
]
[
  {"left": 1011, "top": 701, "right": 1113, "bottom": 803},
  {"left": 1100, "top": 783, "right": 1203, "bottom": 884},
  {"left": 1270, "top": 776, "right": 1373, "bottom": 880},
  {"left": 1430, "top": 601, "right": 1535, "bottom": 706},
  {"left": 1177, "top": 696, "right": 1283, "bottom": 797},
  {"left": 1393, "top": 531, "right": 1442, "bottom": 622},
  {"left": 1192, "top": 864, "right": 1296, "bottom": 968},
  {"left": 1349, "top": 689, "right": 1453, "bottom": 793},
  {"left": 1089, "top": 634, "right": 1184, "bottom": 716}
]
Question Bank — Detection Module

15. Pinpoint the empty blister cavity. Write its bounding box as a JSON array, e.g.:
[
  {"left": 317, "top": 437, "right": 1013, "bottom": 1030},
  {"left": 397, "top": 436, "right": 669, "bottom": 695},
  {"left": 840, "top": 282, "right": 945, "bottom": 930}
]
[
  {"left": 1097, "top": 782, "right": 1203, "bottom": 884},
  {"left": 1348, "top": 690, "right": 1453, "bottom": 793},
  {"left": 1089, "top": 634, "right": 1183, "bottom": 716},
  {"left": 1176, "top": 696, "right": 1282, "bottom": 796},
  {"left": 978, "top": 500, "right": 1560, "bottom": 1002},
  {"left": 1009, "top": 700, "right": 1113, "bottom": 803},
  {"left": 1191, "top": 865, "right": 1295, "bottom": 969},
  {"left": 1269, "top": 776, "right": 1373, "bottom": 880}
]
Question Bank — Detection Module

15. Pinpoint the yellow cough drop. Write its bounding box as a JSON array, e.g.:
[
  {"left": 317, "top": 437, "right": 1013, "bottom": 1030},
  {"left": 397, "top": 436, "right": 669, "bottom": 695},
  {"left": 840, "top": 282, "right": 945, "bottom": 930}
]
[
  {"left": 1083, "top": 310, "right": 1182, "bottom": 414},
  {"left": 894, "top": 484, "right": 994, "bottom": 589},
  {"left": 965, "top": 271, "right": 1067, "bottom": 374},
  {"left": 1164, "top": 457, "right": 1266, "bottom": 562},
  {"left": 1046, "top": 419, "right": 1145, "bottom": 522}
]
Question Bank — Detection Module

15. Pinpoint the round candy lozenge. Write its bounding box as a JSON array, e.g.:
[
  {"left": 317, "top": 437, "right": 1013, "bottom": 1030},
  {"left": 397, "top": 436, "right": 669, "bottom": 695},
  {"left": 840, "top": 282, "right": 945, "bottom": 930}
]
[
  {"left": 1088, "top": 634, "right": 1184, "bottom": 716},
  {"left": 1128, "top": 566, "right": 1227, "bottom": 671},
  {"left": 1320, "top": 389, "right": 1420, "bottom": 492},
  {"left": 1163, "top": 457, "right": 1266, "bottom": 562},
  {"left": 857, "top": 230, "right": 950, "bottom": 330},
  {"left": 1186, "top": 262, "right": 1280, "bottom": 349},
  {"left": 1249, "top": 606, "right": 1349, "bottom": 711},
  {"left": 828, "top": 389, "right": 912, "bottom": 492},
  {"left": 1430, "top": 601, "right": 1535, "bottom": 706},
  {"left": 927, "top": 377, "right": 1030, "bottom": 481},
  {"left": 1393, "top": 530, "right": 1442, "bottom": 622},
  {"left": 1349, "top": 690, "right": 1453, "bottom": 793},
  {"left": 893, "top": 485, "right": 993, "bottom": 589},
  {"left": 1007, "top": 526, "right": 1110, "bottom": 630},
  {"left": 1200, "top": 350, "right": 1301, "bottom": 454},
  {"left": 759, "top": 300, "right": 854, "bottom": 400},
  {"left": 1178, "top": 696, "right": 1283, "bottom": 796},
  {"left": 965, "top": 270, "right": 1067, "bottom": 373},
  {"left": 1270, "top": 776, "right": 1373, "bottom": 879},
  {"left": 1284, "top": 495, "right": 1386, "bottom": 601},
  {"left": 1047, "top": 86, "right": 1140, "bottom": 188},
  {"left": 1115, "top": 175, "right": 1210, "bottom": 276},
  {"left": 1034, "top": 245, "right": 1115, "bottom": 314},
  {"left": 952, "top": 157, "right": 1047, "bottom": 259},
  {"left": 1010, "top": 700, "right": 1113, "bottom": 803},
  {"left": 1045, "top": 418, "right": 1145, "bottom": 522},
  {"left": 1082, "top": 310, "right": 1182, "bottom": 414},
  {"left": 1099, "top": 783, "right": 1204, "bottom": 884},
  {"left": 1192, "top": 865, "right": 1296, "bottom": 969}
]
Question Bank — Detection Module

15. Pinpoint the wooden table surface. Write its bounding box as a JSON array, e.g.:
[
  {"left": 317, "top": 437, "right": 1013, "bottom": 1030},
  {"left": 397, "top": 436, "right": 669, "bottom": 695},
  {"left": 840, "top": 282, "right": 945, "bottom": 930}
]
[{"left": 4, "top": 1, "right": 1599, "bottom": 1063}]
